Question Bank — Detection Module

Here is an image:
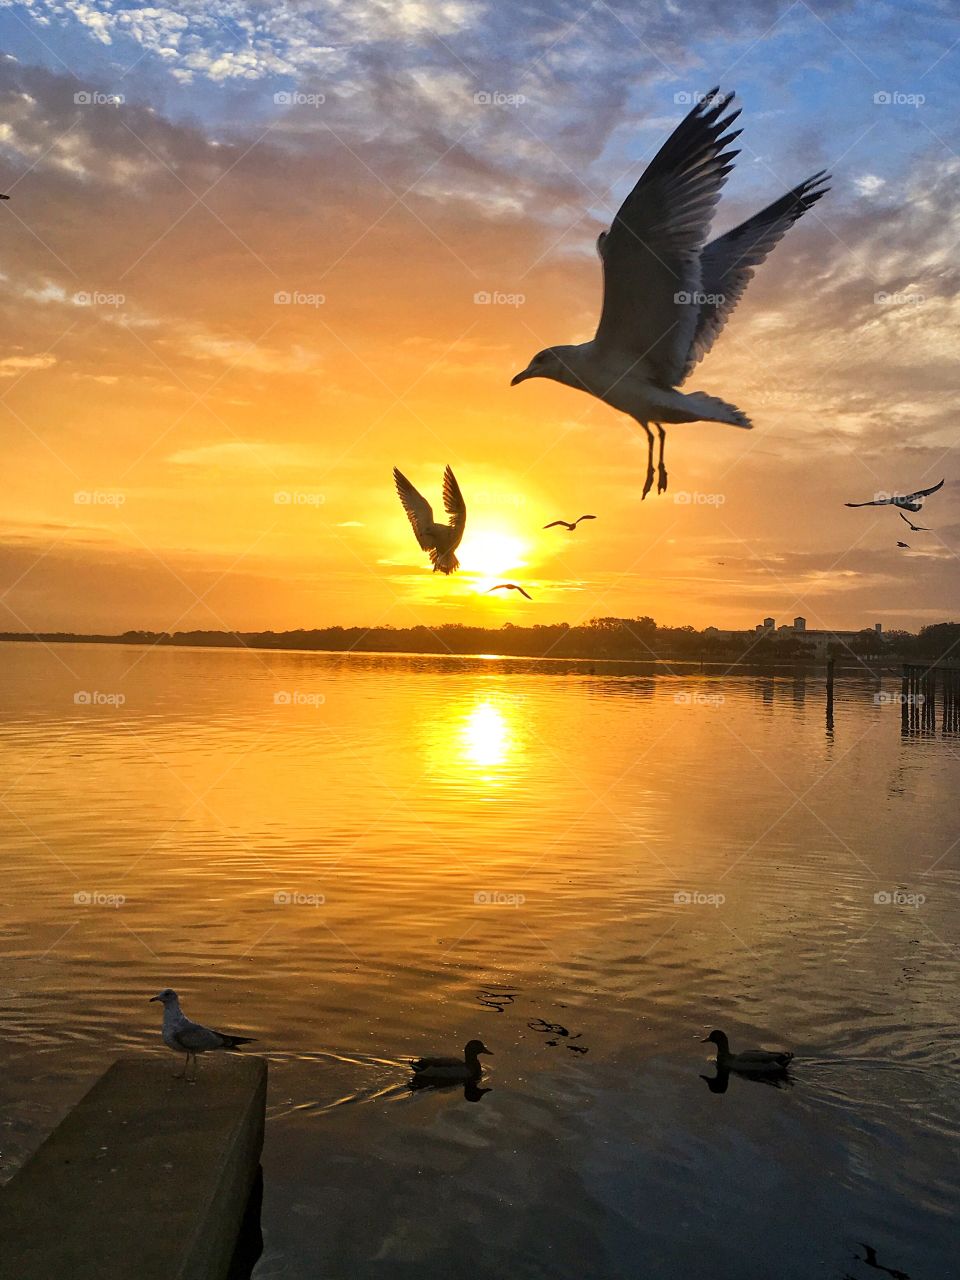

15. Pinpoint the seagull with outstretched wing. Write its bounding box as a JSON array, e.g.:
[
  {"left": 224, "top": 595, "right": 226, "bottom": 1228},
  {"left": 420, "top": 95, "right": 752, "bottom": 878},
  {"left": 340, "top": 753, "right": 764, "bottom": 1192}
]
[
  {"left": 487, "top": 583, "right": 532, "bottom": 600},
  {"left": 897, "top": 541, "right": 910, "bottom": 549},
  {"left": 899, "top": 510, "right": 929, "bottom": 532},
  {"left": 511, "top": 88, "right": 829, "bottom": 498},
  {"left": 543, "top": 514, "right": 596, "bottom": 531},
  {"left": 394, "top": 465, "right": 466, "bottom": 574},
  {"left": 845, "top": 478, "right": 944, "bottom": 513}
]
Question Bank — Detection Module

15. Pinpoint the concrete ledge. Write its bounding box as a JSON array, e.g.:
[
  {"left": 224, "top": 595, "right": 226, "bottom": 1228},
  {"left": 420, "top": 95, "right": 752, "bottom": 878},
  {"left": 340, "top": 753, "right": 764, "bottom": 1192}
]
[{"left": 0, "top": 1054, "right": 267, "bottom": 1280}]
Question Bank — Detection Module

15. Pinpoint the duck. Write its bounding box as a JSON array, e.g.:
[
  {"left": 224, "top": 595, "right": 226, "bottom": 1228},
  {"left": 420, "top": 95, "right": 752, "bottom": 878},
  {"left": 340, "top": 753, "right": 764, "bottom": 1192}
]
[
  {"left": 702, "top": 1029, "right": 792, "bottom": 1074},
  {"left": 410, "top": 1039, "right": 492, "bottom": 1083}
]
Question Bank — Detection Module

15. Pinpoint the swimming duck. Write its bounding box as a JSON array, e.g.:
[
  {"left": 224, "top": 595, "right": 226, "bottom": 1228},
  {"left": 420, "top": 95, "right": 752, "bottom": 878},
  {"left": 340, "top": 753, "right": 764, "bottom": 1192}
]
[
  {"left": 703, "top": 1029, "right": 792, "bottom": 1074},
  {"left": 410, "top": 1039, "right": 492, "bottom": 1083}
]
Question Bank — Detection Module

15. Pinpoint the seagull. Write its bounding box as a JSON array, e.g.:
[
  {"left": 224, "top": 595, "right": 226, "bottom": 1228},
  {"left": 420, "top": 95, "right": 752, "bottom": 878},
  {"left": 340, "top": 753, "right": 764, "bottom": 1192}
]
[
  {"left": 393, "top": 465, "right": 466, "bottom": 574},
  {"left": 543, "top": 514, "right": 596, "bottom": 531},
  {"left": 511, "top": 88, "right": 829, "bottom": 498},
  {"left": 150, "top": 988, "right": 255, "bottom": 1080},
  {"left": 899, "top": 511, "right": 929, "bottom": 532},
  {"left": 897, "top": 541, "right": 910, "bottom": 549},
  {"left": 487, "top": 583, "right": 532, "bottom": 600},
  {"left": 0, "top": 194, "right": 9, "bottom": 201},
  {"left": 845, "top": 478, "right": 944, "bottom": 513}
]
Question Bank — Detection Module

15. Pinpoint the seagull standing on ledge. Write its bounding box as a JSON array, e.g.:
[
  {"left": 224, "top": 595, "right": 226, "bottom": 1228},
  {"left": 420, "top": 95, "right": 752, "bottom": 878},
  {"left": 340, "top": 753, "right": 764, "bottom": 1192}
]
[
  {"left": 150, "top": 988, "right": 255, "bottom": 1080},
  {"left": 511, "top": 88, "right": 829, "bottom": 498},
  {"left": 394, "top": 465, "right": 466, "bottom": 574}
]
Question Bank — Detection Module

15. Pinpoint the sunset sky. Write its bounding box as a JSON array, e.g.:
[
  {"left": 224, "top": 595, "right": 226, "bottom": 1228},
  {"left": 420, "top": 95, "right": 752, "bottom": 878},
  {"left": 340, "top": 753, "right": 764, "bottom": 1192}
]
[{"left": 0, "top": 0, "right": 957, "bottom": 635}]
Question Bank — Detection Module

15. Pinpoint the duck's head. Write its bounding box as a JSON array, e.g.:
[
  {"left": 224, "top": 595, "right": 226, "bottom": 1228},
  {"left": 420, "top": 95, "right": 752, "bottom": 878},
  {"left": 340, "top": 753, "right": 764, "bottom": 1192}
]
[
  {"left": 150, "top": 988, "right": 178, "bottom": 1005},
  {"left": 465, "top": 1039, "right": 492, "bottom": 1058},
  {"left": 702, "top": 1030, "right": 729, "bottom": 1052}
]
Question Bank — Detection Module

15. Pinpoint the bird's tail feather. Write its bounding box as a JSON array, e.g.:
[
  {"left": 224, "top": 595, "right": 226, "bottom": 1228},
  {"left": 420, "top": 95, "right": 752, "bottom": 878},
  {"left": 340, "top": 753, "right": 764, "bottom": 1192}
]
[
  {"left": 431, "top": 550, "right": 459, "bottom": 574},
  {"left": 223, "top": 1035, "right": 256, "bottom": 1048},
  {"left": 681, "top": 392, "right": 753, "bottom": 429}
]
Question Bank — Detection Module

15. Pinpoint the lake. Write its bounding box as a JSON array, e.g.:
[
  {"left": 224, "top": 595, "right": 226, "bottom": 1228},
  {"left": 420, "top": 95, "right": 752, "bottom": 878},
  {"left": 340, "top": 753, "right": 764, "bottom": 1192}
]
[{"left": 1, "top": 642, "right": 957, "bottom": 1280}]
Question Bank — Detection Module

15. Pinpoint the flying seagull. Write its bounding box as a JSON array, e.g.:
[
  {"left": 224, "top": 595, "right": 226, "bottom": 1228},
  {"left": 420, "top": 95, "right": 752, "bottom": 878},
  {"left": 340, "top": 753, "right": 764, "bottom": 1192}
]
[
  {"left": 150, "top": 988, "right": 255, "bottom": 1080},
  {"left": 511, "top": 89, "right": 829, "bottom": 498},
  {"left": 845, "top": 478, "right": 944, "bottom": 513},
  {"left": 899, "top": 511, "right": 929, "bottom": 532},
  {"left": 543, "top": 514, "right": 596, "bottom": 531},
  {"left": 487, "top": 583, "right": 532, "bottom": 600},
  {"left": 0, "top": 194, "right": 9, "bottom": 201},
  {"left": 897, "top": 541, "right": 910, "bottom": 549},
  {"left": 394, "top": 465, "right": 466, "bottom": 574}
]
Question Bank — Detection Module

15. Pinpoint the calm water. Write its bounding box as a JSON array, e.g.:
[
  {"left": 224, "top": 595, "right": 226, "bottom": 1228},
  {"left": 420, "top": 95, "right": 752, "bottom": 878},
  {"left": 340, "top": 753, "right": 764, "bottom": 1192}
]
[{"left": 1, "top": 642, "right": 958, "bottom": 1279}]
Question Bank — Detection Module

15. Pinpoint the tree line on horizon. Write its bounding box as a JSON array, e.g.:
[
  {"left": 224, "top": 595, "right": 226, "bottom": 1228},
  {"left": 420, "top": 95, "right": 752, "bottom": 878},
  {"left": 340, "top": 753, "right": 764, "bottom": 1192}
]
[{"left": 3, "top": 618, "right": 960, "bottom": 664}]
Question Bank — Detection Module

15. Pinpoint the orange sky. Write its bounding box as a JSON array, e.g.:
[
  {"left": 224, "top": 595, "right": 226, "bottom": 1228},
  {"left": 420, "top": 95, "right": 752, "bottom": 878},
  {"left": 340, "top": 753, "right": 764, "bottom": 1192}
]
[{"left": 0, "top": 7, "right": 957, "bottom": 635}]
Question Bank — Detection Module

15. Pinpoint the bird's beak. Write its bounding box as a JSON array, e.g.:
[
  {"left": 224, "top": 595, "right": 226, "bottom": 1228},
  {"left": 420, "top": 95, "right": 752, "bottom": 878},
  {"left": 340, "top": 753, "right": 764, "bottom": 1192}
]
[
  {"left": 510, "top": 367, "right": 533, "bottom": 387},
  {"left": 700, "top": 1037, "right": 711, "bottom": 1043},
  {"left": 480, "top": 1046, "right": 493, "bottom": 1055},
  {"left": 149, "top": 996, "right": 159, "bottom": 1002}
]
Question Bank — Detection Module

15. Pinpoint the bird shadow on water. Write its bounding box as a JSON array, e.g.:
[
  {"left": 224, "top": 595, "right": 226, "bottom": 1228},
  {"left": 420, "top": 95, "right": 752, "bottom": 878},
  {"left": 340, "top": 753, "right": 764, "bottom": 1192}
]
[{"left": 699, "top": 1067, "right": 794, "bottom": 1093}]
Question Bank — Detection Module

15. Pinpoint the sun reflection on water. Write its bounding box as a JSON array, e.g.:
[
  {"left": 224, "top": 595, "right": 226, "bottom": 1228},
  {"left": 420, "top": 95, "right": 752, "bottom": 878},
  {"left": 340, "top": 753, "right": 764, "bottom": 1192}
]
[{"left": 462, "top": 701, "right": 510, "bottom": 769}]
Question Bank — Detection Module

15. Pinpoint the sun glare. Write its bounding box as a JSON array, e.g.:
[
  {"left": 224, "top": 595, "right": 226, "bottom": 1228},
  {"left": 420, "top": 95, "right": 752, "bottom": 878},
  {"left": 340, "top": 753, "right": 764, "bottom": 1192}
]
[{"left": 459, "top": 529, "right": 527, "bottom": 585}]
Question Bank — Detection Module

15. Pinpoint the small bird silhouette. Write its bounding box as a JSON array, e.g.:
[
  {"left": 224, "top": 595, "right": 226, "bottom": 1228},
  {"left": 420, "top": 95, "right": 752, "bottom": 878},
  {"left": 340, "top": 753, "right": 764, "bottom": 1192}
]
[
  {"left": 898, "top": 511, "right": 929, "bottom": 532},
  {"left": 846, "top": 478, "right": 943, "bottom": 513},
  {"left": 897, "top": 541, "right": 910, "bottom": 549},
  {"left": 487, "top": 583, "right": 532, "bottom": 600},
  {"left": 394, "top": 465, "right": 466, "bottom": 574},
  {"left": 543, "top": 514, "right": 597, "bottom": 531},
  {"left": 0, "top": 194, "right": 10, "bottom": 201}
]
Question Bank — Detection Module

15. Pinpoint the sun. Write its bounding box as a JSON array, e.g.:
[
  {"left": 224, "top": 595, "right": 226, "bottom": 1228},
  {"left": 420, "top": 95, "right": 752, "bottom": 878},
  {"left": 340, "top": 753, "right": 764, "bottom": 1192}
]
[{"left": 459, "top": 529, "right": 527, "bottom": 581}]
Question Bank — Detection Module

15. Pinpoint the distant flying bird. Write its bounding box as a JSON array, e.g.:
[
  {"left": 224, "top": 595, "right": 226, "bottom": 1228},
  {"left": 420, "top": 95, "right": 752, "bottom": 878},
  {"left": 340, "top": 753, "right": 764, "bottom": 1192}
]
[
  {"left": 487, "top": 583, "right": 532, "bottom": 600},
  {"left": 150, "top": 988, "right": 255, "bottom": 1080},
  {"left": 0, "top": 194, "right": 9, "bottom": 201},
  {"left": 899, "top": 510, "right": 930, "bottom": 532},
  {"left": 511, "top": 88, "right": 829, "bottom": 499},
  {"left": 543, "top": 514, "right": 596, "bottom": 531},
  {"left": 393, "top": 465, "right": 466, "bottom": 574},
  {"left": 845, "top": 478, "right": 944, "bottom": 513},
  {"left": 897, "top": 541, "right": 910, "bottom": 549}
]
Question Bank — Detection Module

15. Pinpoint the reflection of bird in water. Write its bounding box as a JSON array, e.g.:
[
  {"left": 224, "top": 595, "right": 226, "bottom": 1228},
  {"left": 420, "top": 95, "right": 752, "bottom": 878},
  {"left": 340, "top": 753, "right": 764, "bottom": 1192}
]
[
  {"left": 511, "top": 88, "right": 829, "bottom": 498},
  {"left": 487, "top": 583, "right": 532, "bottom": 600},
  {"left": 393, "top": 465, "right": 466, "bottom": 574},
  {"left": 899, "top": 511, "right": 929, "bottom": 533},
  {"left": 845, "top": 478, "right": 943, "bottom": 513},
  {"left": 543, "top": 514, "right": 596, "bottom": 531},
  {"left": 410, "top": 1038, "right": 492, "bottom": 1083},
  {"left": 857, "top": 1242, "right": 910, "bottom": 1280},
  {"left": 700, "top": 1067, "right": 791, "bottom": 1093},
  {"left": 150, "top": 987, "right": 255, "bottom": 1080},
  {"left": 703, "top": 1029, "right": 792, "bottom": 1075}
]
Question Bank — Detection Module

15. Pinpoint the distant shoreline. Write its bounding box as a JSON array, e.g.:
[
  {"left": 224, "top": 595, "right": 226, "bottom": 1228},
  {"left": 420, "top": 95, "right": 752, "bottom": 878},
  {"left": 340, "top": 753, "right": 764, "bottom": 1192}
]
[{"left": 0, "top": 630, "right": 921, "bottom": 672}]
